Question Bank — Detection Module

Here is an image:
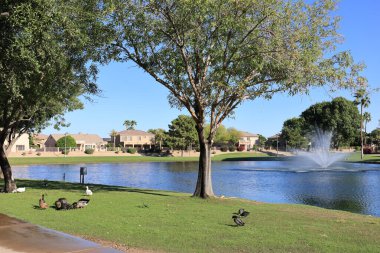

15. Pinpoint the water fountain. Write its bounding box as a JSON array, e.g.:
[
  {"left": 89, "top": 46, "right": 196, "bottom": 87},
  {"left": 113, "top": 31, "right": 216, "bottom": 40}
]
[{"left": 297, "top": 129, "right": 348, "bottom": 168}]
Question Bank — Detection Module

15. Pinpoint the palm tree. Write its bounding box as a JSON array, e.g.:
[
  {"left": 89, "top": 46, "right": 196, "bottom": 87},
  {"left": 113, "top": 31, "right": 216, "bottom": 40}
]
[
  {"left": 363, "top": 112, "right": 371, "bottom": 145},
  {"left": 354, "top": 80, "right": 370, "bottom": 159},
  {"left": 109, "top": 129, "right": 118, "bottom": 150},
  {"left": 123, "top": 120, "right": 137, "bottom": 130}
]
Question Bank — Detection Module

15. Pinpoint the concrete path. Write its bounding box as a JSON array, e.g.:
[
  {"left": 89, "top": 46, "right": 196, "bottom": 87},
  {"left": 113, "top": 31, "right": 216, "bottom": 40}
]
[{"left": 0, "top": 213, "right": 123, "bottom": 253}]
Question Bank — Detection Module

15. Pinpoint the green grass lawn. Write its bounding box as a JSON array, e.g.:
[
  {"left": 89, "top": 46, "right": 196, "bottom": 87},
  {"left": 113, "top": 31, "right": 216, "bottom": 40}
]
[{"left": 0, "top": 180, "right": 379, "bottom": 253}]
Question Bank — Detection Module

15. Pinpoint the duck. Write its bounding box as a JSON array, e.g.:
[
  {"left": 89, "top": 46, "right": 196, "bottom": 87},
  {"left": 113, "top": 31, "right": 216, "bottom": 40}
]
[
  {"left": 238, "top": 208, "right": 250, "bottom": 217},
  {"left": 55, "top": 198, "right": 72, "bottom": 210},
  {"left": 39, "top": 194, "right": 49, "bottom": 209},
  {"left": 12, "top": 187, "right": 26, "bottom": 193},
  {"left": 232, "top": 215, "right": 245, "bottom": 226},
  {"left": 73, "top": 198, "right": 90, "bottom": 209},
  {"left": 85, "top": 186, "right": 93, "bottom": 196}
]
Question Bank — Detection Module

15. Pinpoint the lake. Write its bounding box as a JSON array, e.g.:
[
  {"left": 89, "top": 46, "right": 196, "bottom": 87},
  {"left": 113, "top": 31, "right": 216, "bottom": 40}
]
[{"left": 13, "top": 160, "right": 380, "bottom": 216}]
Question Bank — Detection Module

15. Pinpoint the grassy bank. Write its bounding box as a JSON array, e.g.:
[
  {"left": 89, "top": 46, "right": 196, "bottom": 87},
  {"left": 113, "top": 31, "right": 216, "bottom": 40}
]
[
  {"left": 0, "top": 180, "right": 379, "bottom": 253},
  {"left": 9, "top": 152, "right": 273, "bottom": 166}
]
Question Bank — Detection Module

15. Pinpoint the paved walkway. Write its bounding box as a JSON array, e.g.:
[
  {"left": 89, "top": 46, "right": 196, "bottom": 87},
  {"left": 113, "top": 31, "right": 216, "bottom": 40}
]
[{"left": 0, "top": 213, "right": 123, "bottom": 253}]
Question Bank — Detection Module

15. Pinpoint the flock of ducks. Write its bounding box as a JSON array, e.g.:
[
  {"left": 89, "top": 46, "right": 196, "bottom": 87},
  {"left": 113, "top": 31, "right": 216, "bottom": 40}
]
[
  {"left": 38, "top": 186, "right": 93, "bottom": 210},
  {"left": 35, "top": 184, "right": 249, "bottom": 226}
]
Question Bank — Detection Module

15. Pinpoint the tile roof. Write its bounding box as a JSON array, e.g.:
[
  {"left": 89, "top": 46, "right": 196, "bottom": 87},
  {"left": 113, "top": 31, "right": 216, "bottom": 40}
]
[
  {"left": 117, "top": 130, "right": 154, "bottom": 136},
  {"left": 50, "top": 133, "right": 106, "bottom": 144},
  {"left": 239, "top": 131, "right": 258, "bottom": 137}
]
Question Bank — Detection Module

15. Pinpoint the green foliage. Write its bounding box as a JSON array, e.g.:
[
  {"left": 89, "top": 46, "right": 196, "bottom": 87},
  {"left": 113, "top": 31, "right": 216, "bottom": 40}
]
[
  {"left": 220, "top": 146, "right": 228, "bottom": 152},
  {"left": 167, "top": 115, "right": 198, "bottom": 150},
  {"left": 226, "top": 128, "right": 242, "bottom": 145},
  {"left": 84, "top": 149, "right": 95, "bottom": 155},
  {"left": 56, "top": 136, "right": 76, "bottom": 149},
  {"left": 257, "top": 135, "right": 267, "bottom": 149},
  {"left": 148, "top": 128, "right": 167, "bottom": 150},
  {"left": 229, "top": 146, "right": 236, "bottom": 152},
  {"left": 123, "top": 120, "right": 137, "bottom": 130},
  {"left": 127, "top": 148, "right": 137, "bottom": 154},
  {"left": 301, "top": 97, "right": 360, "bottom": 148},
  {"left": 280, "top": 117, "right": 309, "bottom": 149}
]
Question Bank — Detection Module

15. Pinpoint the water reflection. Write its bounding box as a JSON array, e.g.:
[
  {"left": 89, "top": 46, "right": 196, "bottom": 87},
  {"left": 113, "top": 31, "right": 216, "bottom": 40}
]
[{"left": 12, "top": 161, "right": 380, "bottom": 216}]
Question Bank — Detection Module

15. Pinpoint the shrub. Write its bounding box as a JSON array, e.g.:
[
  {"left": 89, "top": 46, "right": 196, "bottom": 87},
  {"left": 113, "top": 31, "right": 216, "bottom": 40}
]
[
  {"left": 21, "top": 152, "right": 26, "bottom": 156},
  {"left": 61, "top": 149, "right": 69, "bottom": 155},
  {"left": 363, "top": 147, "right": 372, "bottom": 154},
  {"left": 220, "top": 146, "right": 228, "bottom": 152},
  {"left": 36, "top": 152, "right": 41, "bottom": 156},
  {"left": 84, "top": 148, "right": 95, "bottom": 154},
  {"left": 237, "top": 145, "right": 245, "bottom": 152},
  {"left": 127, "top": 148, "right": 137, "bottom": 154},
  {"left": 229, "top": 146, "right": 236, "bottom": 152}
]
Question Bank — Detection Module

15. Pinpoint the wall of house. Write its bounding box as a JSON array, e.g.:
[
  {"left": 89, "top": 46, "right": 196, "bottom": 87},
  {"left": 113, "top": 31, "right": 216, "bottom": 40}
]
[{"left": 4, "top": 133, "right": 30, "bottom": 152}]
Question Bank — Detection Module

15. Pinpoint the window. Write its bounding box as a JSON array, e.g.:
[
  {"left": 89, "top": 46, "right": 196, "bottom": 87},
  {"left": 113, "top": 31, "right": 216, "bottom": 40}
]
[
  {"left": 16, "top": 145, "right": 25, "bottom": 151},
  {"left": 127, "top": 136, "right": 132, "bottom": 141},
  {"left": 138, "top": 136, "right": 142, "bottom": 141}
]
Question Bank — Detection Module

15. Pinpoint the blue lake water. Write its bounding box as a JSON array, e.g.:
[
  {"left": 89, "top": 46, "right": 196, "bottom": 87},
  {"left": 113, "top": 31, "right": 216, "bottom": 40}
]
[{"left": 13, "top": 161, "right": 380, "bottom": 216}]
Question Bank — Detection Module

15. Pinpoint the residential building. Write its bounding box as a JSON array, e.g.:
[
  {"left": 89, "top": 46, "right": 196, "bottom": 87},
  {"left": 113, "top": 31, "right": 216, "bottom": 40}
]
[
  {"left": 4, "top": 133, "right": 30, "bottom": 152},
  {"left": 114, "top": 130, "right": 154, "bottom": 150},
  {"left": 45, "top": 133, "right": 107, "bottom": 151},
  {"left": 238, "top": 131, "right": 259, "bottom": 151},
  {"left": 32, "top": 133, "right": 48, "bottom": 148}
]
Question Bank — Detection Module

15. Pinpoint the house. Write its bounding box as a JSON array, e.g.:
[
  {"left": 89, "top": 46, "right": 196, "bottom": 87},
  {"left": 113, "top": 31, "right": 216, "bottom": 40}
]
[
  {"left": 32, "top": 133, "right": 48, "bottom": 148},
  {"left": 45, "top": 133, "right": 107, "bottom": 151},
  {"left": 4, "top": 133, "right": 30, "bottom": 152},
  {"left": 114, "top": 130, "right": 154, "bottom": 150},
  {"left": 238, "top": 131, "right": 259, "bottom": 151}
]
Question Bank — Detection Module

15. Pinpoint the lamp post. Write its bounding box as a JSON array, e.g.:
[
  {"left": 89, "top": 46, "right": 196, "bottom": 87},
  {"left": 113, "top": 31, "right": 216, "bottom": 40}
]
[{"left": 64, "top": 133, "right": 67, "bottom": 157}]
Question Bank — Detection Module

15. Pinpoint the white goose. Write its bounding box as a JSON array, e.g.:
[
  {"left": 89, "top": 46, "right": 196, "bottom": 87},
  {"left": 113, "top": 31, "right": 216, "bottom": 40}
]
[{"left": 85, "top": 186, "right": 93, "bottom": 196}]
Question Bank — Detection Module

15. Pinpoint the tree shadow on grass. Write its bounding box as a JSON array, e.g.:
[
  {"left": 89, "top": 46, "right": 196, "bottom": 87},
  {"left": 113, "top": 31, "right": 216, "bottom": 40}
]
[{"left": 1, "top": 179, "right": 172, "bottom": 197}]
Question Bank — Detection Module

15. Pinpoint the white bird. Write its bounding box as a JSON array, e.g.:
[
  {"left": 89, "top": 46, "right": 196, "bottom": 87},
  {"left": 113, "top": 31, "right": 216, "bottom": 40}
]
[
  {"left": 12, "top": 187, "right": 26, "bottom": 193},
  {"left": 85, "top": 186, "right": 93, "bottom": 196}
]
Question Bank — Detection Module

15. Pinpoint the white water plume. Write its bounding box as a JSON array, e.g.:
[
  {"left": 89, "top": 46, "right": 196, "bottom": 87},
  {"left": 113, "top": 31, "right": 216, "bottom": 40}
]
[{"left": 297, "top": 129, "right": 348, "bottom": 168}]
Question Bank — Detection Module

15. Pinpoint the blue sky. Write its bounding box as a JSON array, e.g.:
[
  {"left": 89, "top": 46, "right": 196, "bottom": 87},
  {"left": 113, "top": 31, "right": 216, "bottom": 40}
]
[{"left": 43, "top": 0, "right": 380, "bottom": 138}]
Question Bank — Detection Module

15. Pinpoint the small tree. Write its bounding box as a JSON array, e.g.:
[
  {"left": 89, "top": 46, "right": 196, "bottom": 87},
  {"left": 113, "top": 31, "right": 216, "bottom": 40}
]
[
  {"left": 110, "top": 129, "right": 118, "bottom": 150},
  {"left": 354, "top": 80, "right": 371, "bottom": 159},
  {"left": 148, "top": 128, "right": 167, "bottom": 151},
  {"left": 56, "top": 136, "right": 77, "bottom": 151},
  {"left": 257, "top": 135, "right": 267, "bottom": 150},
  {"left": 167, "top": 115, "right": 198, "bottom": 153}
]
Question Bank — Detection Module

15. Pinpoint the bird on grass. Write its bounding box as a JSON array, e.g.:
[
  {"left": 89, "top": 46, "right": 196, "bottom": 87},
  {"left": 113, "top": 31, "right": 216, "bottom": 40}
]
[
  {"left": 85, "top": 186, "right": 93, "bottom": 196},
  {"left": 73, "top": 199, "right": 90, "bottom": 209},
  {"left": 12, "top": 187, "right": 26, "bottom": 193},
  {"left": 39, "top": 194, "right": 49, "bottom": 209},
  {"left": 232, "top": 215, "right": 245, "bottom": 226},
  {"left": 238, "top": 208, "right": 250, "bottom": 217}
]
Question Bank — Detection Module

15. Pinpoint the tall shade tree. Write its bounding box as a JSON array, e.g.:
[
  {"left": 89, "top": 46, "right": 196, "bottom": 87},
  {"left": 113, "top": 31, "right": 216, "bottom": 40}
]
[
  {"left": 0, "top": 0, "right": 105, "bottom": 192},
  {"left": 354, "top": 80, "right": 370, "bottom": 159},
  {"left": 109, "top": 0, "right": 362, "bottom": 198},
  {"left": 301, "top": 97, "right": 360, "bottom": 148},
  {"left": 123, "top": 120, "right": 137, "bottom": 130}
]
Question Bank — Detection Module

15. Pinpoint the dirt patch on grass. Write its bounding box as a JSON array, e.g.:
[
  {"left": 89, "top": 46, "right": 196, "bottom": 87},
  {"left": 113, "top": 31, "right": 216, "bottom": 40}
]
[{"left": 79, "top": 235, "right": 165, "bottom": 253}]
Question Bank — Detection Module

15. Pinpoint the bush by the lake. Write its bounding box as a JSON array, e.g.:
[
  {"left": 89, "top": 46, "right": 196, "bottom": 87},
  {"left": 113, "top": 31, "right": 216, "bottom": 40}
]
[
  {"left": 127, "top": 148, "right": 137, "bottom": 154},
  {"left": 229, "top": 146, "right": 236, "bottom": 152},
  {"left": 84, "top": 149, "right": 95, "bottom": 154},
  {"left": 220, "top": 146, "right": 228, "bottom": 152},
  {"left": 61, "top": 149, "right": 69, "bottom": 155}
]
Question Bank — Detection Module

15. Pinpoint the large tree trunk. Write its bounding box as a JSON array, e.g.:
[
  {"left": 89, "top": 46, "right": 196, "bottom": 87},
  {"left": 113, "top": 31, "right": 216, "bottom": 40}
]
[
  {"left": 0, "top": 145, "right": 17, "bottom": 192},
  {"left": 193, "top": 126, "right": 214, "bottom": 198}
]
